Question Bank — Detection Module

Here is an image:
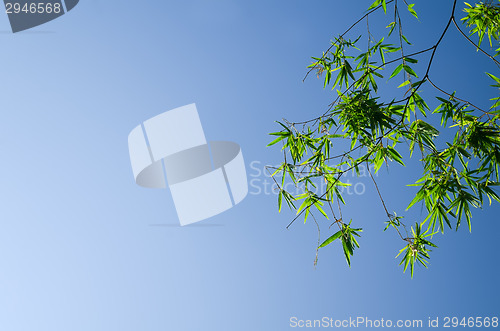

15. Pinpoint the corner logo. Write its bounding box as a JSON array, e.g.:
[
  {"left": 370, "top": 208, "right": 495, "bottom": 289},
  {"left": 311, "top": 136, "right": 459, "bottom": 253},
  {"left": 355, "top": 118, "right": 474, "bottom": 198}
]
[
  {"left": 128, "top": 104, "right": 248, "bottom": 226},
  {"left": 4, "top": 0, "right": 79, "bottom": 33}
]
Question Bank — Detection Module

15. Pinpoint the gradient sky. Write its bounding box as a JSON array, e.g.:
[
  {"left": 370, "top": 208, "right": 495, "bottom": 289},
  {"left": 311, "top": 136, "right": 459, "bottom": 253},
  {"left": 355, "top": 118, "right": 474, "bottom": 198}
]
[{"left": 0, "top": 1, "right": 498, "bottom": 330}]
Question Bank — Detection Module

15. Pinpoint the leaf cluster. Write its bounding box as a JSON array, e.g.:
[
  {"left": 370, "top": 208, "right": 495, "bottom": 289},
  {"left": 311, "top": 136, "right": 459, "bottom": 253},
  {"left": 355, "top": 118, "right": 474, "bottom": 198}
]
[{"left": 268, "top": 0, "right": 500, "bottom": 277}]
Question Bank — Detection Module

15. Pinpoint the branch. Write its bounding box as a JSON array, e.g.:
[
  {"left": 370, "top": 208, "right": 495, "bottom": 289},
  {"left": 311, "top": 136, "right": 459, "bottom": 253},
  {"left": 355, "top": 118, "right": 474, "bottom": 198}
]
[
  {"left": 452, "top": 16, "right": 500, "bottom": 67},
  {"left": 427, "top": 76, "right": 493, "bottom": 115},
  {"left": 367, "top": 162, "right": 406, "bottom": 242},
  {"left": 303, "top": 0, "right": 396, "bottom": 81},
  {"left": 292, "top": 46, "right": 435, "bottom": 126}
]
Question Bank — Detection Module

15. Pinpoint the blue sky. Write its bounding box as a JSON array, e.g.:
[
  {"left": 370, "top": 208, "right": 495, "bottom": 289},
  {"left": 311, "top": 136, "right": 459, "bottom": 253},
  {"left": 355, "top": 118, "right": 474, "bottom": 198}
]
[{"left": 0, "top": 1, "right": 498, "bottom": 330}]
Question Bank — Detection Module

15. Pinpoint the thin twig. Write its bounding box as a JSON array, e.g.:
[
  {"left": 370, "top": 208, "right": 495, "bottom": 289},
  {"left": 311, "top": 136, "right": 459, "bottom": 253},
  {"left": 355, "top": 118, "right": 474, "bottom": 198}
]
[
  {"left": 367, "top": 162, "right": 406, "bottom": 241},
  {"left": 452, "top": 17, "right": 500, "bottom": 67},
  {"left": 311, "top": 212, "right": 321, "bottom": 267},
  {"left": 303, "top": 0, "right": 396, "bottom": 82},
  {"left": 427, "top": 76, "right": 492, "bottom": 114}
]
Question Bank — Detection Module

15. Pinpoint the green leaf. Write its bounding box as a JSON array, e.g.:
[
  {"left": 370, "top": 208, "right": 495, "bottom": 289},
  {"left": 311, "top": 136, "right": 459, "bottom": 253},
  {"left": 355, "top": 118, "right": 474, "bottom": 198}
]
[
  {"left": 389, "top": 64, "right": 403, "bottom": 79},
  {"left": 342, "top": 238, "right": 352, "bottom": 266},
  {"left": 367, "top": 0, "right": 382, "bottom": 11},
  {"left": 398, "top": 80, "right": 410, "bottom": 88},
  {"left": 386, "top": 22, "right": 396, "bottom": 36},
  {"left": 315, "top": 202, "right": 329, "bottom": 219},
  {"left": 296, "top": 196, "right": 311, "bottom": 220},
  {"left": 487, "top": 72, "right": 500, "bottom": 85},
  {"left": 404, "top": 57, "right": 418, "bottom": 64},
  {"left": 278, "top": 190, "right": 283, "bottom": 212},
  {"left": 267, "top": 135, "right": 286, "bottom": 146},
  {"left": 407, "top": 4, "right": 418, "bottom": 19},
  {"left": 403, "top": 65, "right": 418, "bottom": 77},
  {"left": 387, "top": 146, "right": 405, "bottom": 166},
  {"left": 319, "top": 230, "right": 343, "bottom": 248},
  {"left": 401, "top": 35, "right": 412, "bottom": 45}
]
